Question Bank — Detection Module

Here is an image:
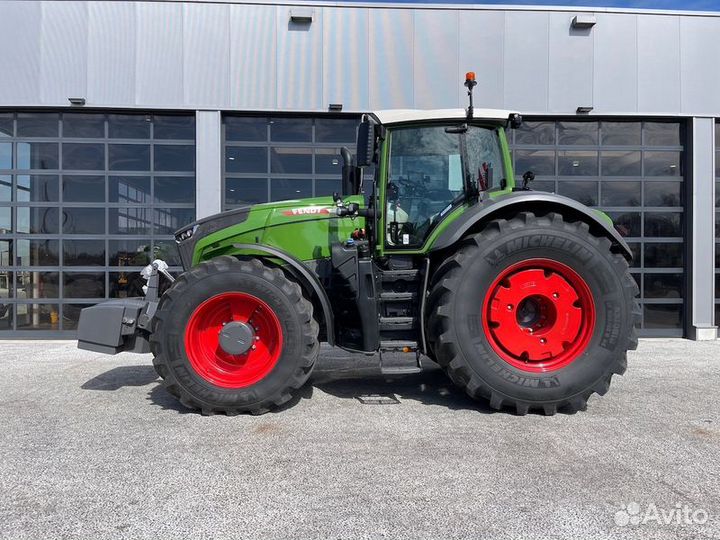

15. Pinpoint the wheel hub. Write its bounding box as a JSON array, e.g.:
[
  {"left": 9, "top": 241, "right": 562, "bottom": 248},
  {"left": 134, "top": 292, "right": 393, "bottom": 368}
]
[
  {"left": 482, "top": 259, "right": 595, "bottom": 373},
  {"left": 218, "top": 321, "right": 256, "bottom": 355},
  {"left": 183, "top": 292, "right": 283, "bottom": 388}
]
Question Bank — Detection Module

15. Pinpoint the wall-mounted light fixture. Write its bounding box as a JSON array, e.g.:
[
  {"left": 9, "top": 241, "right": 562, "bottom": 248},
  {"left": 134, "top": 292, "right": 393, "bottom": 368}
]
[
  {"left": 328, "top": 104, "right": 343, "bottom": 112},
  {"left": 576, "top": 106, "right": 594, "bottom": 114},
  {"left": 290, "top": 8, "right": 314, "bottom": 23},
  {"left": 571, "top": 15, "right": 596, "bottom": 29},
  {"left": 68, "top": 97, "right": 86, "bottom": 106}
]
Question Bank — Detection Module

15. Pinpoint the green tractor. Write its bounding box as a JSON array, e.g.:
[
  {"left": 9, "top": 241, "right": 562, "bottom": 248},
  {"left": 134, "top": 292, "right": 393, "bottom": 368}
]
[{"left": 78, "top": 74, "right": 639, "bottom": 415}]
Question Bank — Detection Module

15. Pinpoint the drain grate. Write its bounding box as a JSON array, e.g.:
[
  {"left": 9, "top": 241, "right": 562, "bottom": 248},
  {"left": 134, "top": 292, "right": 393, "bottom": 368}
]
[{"left": 356, "top": 393, "right": 401, "bottom": 405}]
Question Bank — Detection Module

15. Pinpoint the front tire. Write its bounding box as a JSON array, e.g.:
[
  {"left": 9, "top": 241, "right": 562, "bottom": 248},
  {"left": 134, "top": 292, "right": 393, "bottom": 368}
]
[
  {"left": 427, "top": 212, "right": 640, "bottom": 415},
  {"left": 151, "top": 256, "right": 319, "bottom": 415}
]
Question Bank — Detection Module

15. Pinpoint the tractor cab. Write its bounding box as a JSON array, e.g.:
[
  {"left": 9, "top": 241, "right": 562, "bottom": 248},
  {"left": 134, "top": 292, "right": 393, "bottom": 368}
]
[{"left": 333, "top": 74, "right": 523, "bottom": 256}]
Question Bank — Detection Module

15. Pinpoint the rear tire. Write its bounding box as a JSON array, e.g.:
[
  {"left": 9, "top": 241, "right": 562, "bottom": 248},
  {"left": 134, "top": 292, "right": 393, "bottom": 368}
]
[
  {"left": 427, "top": 212, "right": 640, "bottom": 415},
  {"left": 150, "top": 256, "right": 319, "bottom": 415}
]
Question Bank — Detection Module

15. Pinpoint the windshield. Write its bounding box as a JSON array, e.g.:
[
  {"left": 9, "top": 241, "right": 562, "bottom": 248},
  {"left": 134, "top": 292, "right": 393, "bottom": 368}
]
[{"left": 386, "top": 125, "right": 505, "bottom": 247}]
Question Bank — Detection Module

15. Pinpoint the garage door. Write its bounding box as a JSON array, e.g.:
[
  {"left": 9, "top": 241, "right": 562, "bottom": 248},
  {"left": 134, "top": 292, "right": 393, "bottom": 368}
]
[
  {"left": 0, "top": 111, "right": 196, "bottom": 336},
  {"left": 510, "top": 119, "right": 685, "bottom": 337}
]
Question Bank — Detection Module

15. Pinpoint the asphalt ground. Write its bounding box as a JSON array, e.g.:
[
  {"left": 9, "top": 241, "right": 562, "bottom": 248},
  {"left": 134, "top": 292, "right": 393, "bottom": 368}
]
[{"left": 0, "top": 339, "right": 718, "bottom": 540}]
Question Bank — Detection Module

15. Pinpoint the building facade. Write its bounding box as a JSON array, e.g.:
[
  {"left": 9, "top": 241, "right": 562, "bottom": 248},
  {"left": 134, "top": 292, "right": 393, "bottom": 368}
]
[{"left": 0, "top": 0, "right": 717, "bottom": 339}]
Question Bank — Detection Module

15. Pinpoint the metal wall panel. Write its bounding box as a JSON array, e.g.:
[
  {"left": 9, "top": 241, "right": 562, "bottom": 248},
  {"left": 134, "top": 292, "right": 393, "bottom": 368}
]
[
  {"left": 690, "top": 118, "right": 717, "bottom": 338},
  {"left": 548, "top": 12, "right": 593, "bottom": 112},
  {"left": 593, "top": 13, "right": 638, "bottom": 113},
  {"left": 413, "top": 10, "right": 459, "bottom": 110},
  {"left": 680, "top": 17, "right": 720, "bottom": 116},
  {"left": 0, "top": 1, "right": 41, "bottom": 104},
  {"left": 0, "top": 2, "right": 718, "bottom": 116},
  {"left": 368, "top": 9, "right": 414, "bottom": 109},
  {"left": 323, "top": 8, "right": 369, "bottom": 112},
  {"left": 276, "top": 6, "right": 323, "bottom": 110},
  {"left": 183, "top": 3, "right": 230, "bottom": 108},
  {"left": 503, "top": 11, "right": 550, "bottom": 113},
  {"left": 40, "top": 2, "right": 88, "bottom": 105},
  {"left": 136, "top": 2, "right": 184, "bottom": 106},
  {"left": 196, "top": 111, "right": 222, "bottom": 218},
  {"left": 457, "top": 11, "right": 505, "bottom": 110},
  {"left": 637, "top": 15, "right": 681, "bottom": 113},
  {"left": 230, "top": 4, "right": 277, "bottom": 110},
  {"left": 87, "top": 2, "right": 136, "bottom": 105}
]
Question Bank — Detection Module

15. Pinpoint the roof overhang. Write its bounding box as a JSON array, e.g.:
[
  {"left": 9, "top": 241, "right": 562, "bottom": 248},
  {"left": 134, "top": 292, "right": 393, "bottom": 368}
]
[{"left": 371, "top": 108, "right": 518, "bottom": 126}]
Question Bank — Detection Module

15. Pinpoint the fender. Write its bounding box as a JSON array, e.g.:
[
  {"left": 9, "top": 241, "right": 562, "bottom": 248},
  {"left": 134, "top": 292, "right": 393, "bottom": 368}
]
[
  {"left": 430, "top": 191, "right": 633, "bottom": 260},
  {"left": 232, "top": 243, "right": 335, "bottom": 346}
]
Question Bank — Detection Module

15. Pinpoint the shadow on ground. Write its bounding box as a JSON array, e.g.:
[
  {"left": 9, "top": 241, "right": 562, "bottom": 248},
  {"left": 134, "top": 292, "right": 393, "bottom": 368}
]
[
  {"left": 81, "top": 365, "right": 159, "bottom": 391},
  {"left": 80, "top": 356, "right": 494, "bottom": 415}
]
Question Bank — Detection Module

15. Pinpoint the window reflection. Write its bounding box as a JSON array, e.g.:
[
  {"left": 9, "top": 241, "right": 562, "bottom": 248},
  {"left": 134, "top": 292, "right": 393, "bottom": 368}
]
[
  {"left": 514, "top": 150, "right": 555, "bottom": 176},
  {"left": 17, "top": 113, "right": 59, "bottom": 137},
  {"left": 0, "top": 175, "right": 10, "bottom": 201},
  {"left": 109, "top": 176, "right": 151, "bottom": 204},
  {"left": 18, "top": 143, "right": 59, "bottom": 170},
  {"left": 109, "top": 239, "right": 151, "bottom": 266},
  {"left": 558, "top": 122, "right": 598, "bottom": 145},
  {"left": 62, "top": 143, "right": 104, "bottom": 170},
  {"left": 16, "top": 207, "right": 60, "bottom": 234},
  {"left": 63, "top": 272, "right": 105, "bottom": 299},
  {"left": 226, "top": 147, "right": 267, "bottom": 173},
  {"left": 154, "top": 145, "right": 195, "bottom": 172},
  {"left": 15, "top": 239, "right": 59, "bottom": 266},
  {"left": 62, "top": 175, "right": 105, "bottom": 203},
  {"left": 601, "top": 122, "right": 641, "bottom": 146},
  {"left": 270, "top": 118, "right": 312, "bottom": 142},
  {"left": 601, "top": 151, "right": 641, "bottom": 176},
  {"left": 63, "top": 240, "right": 105, "bottom": 266},
  {"left": 0, "top": 143, "right": 11, "bottom": 169},
  {"left": 601, "top": 181, "right": 641, "bottom": 207},
  {"left": 154, "top": 177, "right": 195, "bottom": 204},
  {"left": 108, "top": 144, "right": 150, "bottom": 171},
  {"left": 557, "top": 151, "right": 598, "bottom": 176},
  {"left": 270, "top": 147, "right": 312, "bottom": 174},
  {"left": 16, "top": 303, "right": 60, "bottom": 330},
  {"left": 558, "top": 181, "right": 598, "bottom": 206},
  {"left": 16, "top": 271, "right": 60, "bottom": 299},
  {"left": 16, "top": 175, "right": 59, "bottom": 202},
  {"left": 271, "top": 179, "right": 312, "bottom": 201},
  {"left": 108, "top": 114, "right": 150, "bottom": 139},
  {"left": 225, "top": 178, "right": 268, "bottom": 206},
  {"left": 109, "top": 271, "right": 145, "bottom": 298},
  {"left": 514, "top": 122, "right": 555, "bottom": 145},
  {"left": 153, "top": 208, "right": 195, "bottom": 235},
  {"left": 110, "top": 207, "right": 152, "bottom": 235},
  {"left": 62, "top": 208, "right": 105, "bottom": 234}
]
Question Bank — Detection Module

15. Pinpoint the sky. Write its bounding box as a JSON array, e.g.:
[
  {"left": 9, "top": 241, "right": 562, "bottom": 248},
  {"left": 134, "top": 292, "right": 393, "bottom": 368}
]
[{"left": 358, "top": 0, "right": 720, "bottom": 10}]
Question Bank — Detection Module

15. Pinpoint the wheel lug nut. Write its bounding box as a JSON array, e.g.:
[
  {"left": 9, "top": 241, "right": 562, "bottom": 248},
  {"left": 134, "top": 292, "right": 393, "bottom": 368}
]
[
  {"left": 552, "top": 293, "right": 559, "bottom": 299},
  {"left": 251, "top": 345, "right": 256, "bottom": 350},
  {"left": 507, "top": 304, "right": 513, "bottom": 310},
  {"left": 540, "top": 338, "right": 546, "bottom": 344},
  {"left": 255, "top": 336, "right": 260, "bottom": 341}
]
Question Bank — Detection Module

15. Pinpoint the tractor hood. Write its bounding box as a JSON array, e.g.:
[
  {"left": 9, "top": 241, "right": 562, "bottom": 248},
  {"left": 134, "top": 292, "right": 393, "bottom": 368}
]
[{"left": 174, "top": 196, "right": 365, "bottom": 269}]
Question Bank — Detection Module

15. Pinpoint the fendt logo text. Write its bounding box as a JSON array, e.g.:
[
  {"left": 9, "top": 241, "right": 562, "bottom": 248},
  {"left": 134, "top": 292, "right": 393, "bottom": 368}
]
[{"left": 282, "top": 207, "right": 331, "bottom": 217}]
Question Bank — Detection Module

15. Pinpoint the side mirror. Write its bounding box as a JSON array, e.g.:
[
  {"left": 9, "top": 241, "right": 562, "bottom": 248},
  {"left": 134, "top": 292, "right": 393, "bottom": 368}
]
[
  {"left": 356, "top": 121, "right": 375, "bottom": 167},
  {"left": 509, "top": 113, "right": 523, "bottom": 129},
  {"left": 522, "top": 170, "right": 535, "bottom": 190}
]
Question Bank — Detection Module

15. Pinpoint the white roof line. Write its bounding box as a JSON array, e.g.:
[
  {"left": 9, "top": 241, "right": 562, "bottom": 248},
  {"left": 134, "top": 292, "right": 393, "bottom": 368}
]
[
  {"left": 372, "top": 108, "right": 516, "bottom": 125},
  {"left": 176, "top": 0, "right": 720, "bottom": 19}
]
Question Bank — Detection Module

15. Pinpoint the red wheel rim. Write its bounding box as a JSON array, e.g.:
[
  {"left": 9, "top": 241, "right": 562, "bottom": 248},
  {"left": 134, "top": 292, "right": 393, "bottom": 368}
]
[
  {"left": 481, "top": 259, "right": 595, "bottom": 373},
  {"left": 184, "top": 292, "right": 283, "bottom": 388}
]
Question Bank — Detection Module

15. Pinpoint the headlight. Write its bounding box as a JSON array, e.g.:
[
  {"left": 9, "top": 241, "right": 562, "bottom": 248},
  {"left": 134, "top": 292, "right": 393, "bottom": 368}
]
[{"left": 175, "top": 224, "right": 198, "bottom": 243}]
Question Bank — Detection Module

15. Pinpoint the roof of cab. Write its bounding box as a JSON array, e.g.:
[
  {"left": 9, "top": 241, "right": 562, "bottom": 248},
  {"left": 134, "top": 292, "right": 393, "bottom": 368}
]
[{"left": 371, "top": 108, "right": 518, "bottom": 126}]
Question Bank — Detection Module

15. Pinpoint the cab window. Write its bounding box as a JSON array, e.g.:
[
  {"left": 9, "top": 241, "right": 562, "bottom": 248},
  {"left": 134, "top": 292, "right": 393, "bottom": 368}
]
[{"left": 386, "top": 125, "right": 504, "bottom": 247}]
